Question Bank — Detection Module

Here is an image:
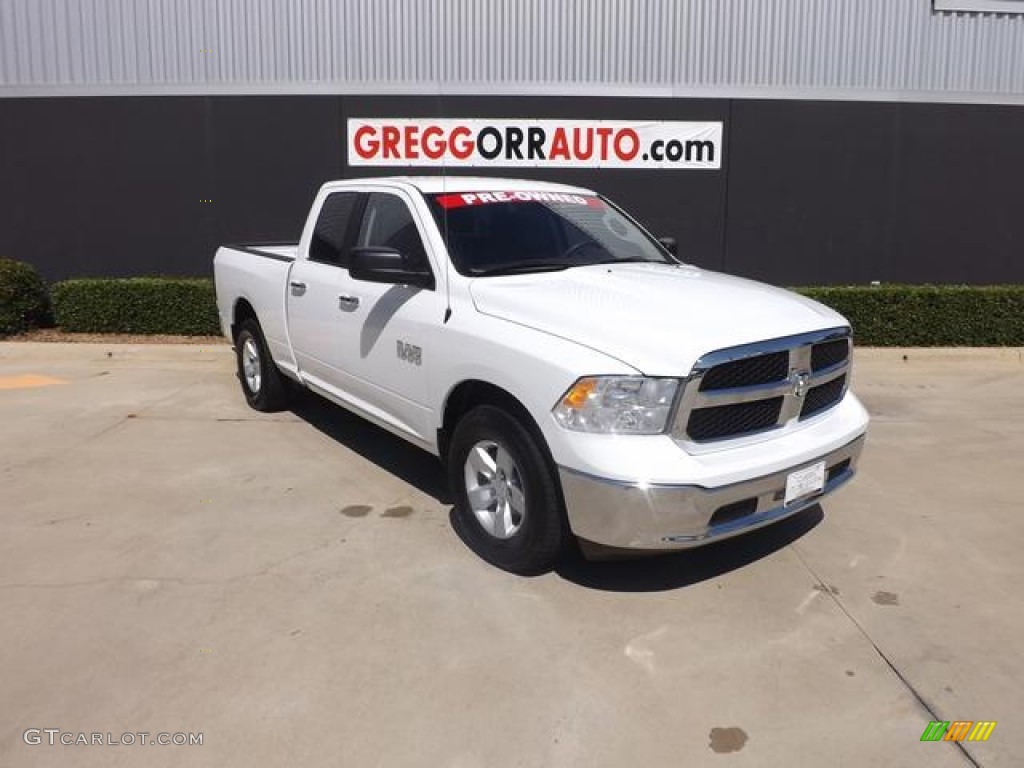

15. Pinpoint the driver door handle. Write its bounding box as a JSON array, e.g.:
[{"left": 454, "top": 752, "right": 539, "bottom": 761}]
[
  {"left": 338, "top": 295, "right": 360, "bottom": 311},
  {"left": 289, "top": 281, "right": 307, "bottom": 297}
]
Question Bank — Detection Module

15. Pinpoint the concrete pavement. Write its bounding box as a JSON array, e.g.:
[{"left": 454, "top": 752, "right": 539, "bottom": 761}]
[{"left": 0, "top": 342, "right": 1021, "bottom": 767}]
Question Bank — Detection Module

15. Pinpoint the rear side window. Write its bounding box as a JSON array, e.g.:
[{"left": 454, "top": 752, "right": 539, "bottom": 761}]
[
  {"left": 356, "top": 193, "right": 430, "bottom": 271},
  {"left": 310, "top": 192, "right": 359, "bottom": 266}
]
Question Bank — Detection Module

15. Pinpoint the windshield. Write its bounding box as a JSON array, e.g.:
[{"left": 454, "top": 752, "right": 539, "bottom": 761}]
[{"left": 426, "top": 190, "right": 676, "bottom": 276}]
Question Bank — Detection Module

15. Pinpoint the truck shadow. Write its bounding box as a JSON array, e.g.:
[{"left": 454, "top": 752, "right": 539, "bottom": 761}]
[
  {"left": 287, "top": 388, "right": 823, "bottom": 592},
  {"left": 555, "top": 505, "right": 824, "bottom": 592},
  {"left": 288, "top": 389, "right": 452, "bottom": 504}
]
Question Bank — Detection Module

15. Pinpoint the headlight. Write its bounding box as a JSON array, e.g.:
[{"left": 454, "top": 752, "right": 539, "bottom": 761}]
[{"left": 553, "top": 376, "right": 680, "bottom": 434}]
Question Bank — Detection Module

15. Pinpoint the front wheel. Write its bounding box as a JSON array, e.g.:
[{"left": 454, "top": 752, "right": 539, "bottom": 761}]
[
  {"left": 448, "top": 405, "right": 569, "bottom": 574},
  {"left": 235, "top": 318, "right": 290, "bottom": 412}
]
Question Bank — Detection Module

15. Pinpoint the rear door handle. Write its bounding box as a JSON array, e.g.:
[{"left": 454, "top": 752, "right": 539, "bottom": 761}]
[
  {"left": 338, "top": 295, "right": 360, "bottom": 311},
  {"left": 289, "top": 281, "right": 307, "bottom": 297}
]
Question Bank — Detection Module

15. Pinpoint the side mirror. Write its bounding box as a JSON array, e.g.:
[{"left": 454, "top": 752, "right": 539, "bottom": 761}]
[
  {"left": 349, "top": 246, "right": 435, "bottom": 290},
  {"left": 657, "top": 236, "right": 678, "bottom": 257}
]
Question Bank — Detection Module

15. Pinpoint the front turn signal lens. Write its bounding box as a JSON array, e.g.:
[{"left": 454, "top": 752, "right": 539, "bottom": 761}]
[{"left": 561, "top": 378, "right": 599, "bottom": 409}]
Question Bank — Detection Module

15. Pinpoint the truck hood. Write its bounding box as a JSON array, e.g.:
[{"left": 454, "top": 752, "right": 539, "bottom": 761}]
[{"left": 468, "top": 262, "right": 847, "bottom": 375}]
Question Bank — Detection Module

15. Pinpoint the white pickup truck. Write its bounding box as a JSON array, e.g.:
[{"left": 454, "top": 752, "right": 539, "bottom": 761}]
[{"left": 214, "top": 177, "right": 868, "bottom": 573}]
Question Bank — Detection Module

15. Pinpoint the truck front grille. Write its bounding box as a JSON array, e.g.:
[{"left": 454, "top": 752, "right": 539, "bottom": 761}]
[
  {"left": 698, "top": 351, "right": 789, "bottom": 391},
  {"left": 673, "top": 329, "right": 852, "bottom": 444},
  {"left": 687, "top": 398, "right": 784, "bottom": 441},
  {"left": 811, "top": 339, "right": 850, "bottom": 371},
  {"left": 800, "top": 374, "right": 847, "bottom": 420}
]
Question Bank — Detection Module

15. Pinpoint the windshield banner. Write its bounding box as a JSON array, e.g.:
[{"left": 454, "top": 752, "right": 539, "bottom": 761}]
[
  {"left": 348, "top": 119, "right": 722, "bottom": 170},
  {"left": 434, "top": 191, "right": 602, "bottom": 209}
]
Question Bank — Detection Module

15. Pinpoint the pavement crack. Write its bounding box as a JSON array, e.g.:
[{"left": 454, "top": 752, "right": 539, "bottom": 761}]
[
  {"left": 0, "top": 576, "right": 196, "bottom": 591},
  {"left": 0, "top": 371, "right": 219, "bottom": 475},
  {"left": 789, "top": 545, "right": 982, "bottom": 768},
  {"left": 80, "top": 373, "right": 214, "bottom": 442},
  {"left": 0, "top": 535, "right": 350, "bottom": 592}
]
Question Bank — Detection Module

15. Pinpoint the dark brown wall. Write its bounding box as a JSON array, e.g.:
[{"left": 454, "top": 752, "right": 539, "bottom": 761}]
[{"left": 1, "top": 95, "right": 1021, "bottom": 284}]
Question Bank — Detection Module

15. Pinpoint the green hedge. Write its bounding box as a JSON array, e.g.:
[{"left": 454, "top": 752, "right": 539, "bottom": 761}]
[
  {"left": 41, "top": 277, "right": 1024, "bottom": 345},
  {"left": 796, "top": 285, "right": 1024, "bottom": 346},
  {"left": 0, "top": 258, "right": 53, "bottom": 335},
  {"left": 50, "top": 278, "right": 220, "bottom": 335}
]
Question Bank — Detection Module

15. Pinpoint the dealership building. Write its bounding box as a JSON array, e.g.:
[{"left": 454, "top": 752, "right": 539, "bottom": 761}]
[{"left": 2, "top": 0, "right": 1023, "bottom": 285}]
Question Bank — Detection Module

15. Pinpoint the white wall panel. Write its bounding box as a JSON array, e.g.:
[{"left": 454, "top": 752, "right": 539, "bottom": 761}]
[{"left": 1, "top": 0, "right": 1023, "bottom": 101}]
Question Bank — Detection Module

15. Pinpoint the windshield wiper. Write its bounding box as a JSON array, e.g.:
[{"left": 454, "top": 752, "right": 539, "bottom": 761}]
[
  {"left": 589, "top": 257, "right": 666, "bottom": 266},
  {"left": 470, "top": 261, "right": 576, "bottom": 277}
]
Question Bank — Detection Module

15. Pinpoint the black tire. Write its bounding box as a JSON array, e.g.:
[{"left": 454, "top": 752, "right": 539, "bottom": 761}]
[
  {"left": 448, "top": 405, "right": 569, "bottom": 575},
  {"left": 235, "top": 318, "right": 290, "bottom": 412}
]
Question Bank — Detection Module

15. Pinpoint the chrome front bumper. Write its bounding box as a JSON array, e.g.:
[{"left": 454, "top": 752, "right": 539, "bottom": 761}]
[{"left": 558, "top": 434, "right": 866, "bottom": 550}]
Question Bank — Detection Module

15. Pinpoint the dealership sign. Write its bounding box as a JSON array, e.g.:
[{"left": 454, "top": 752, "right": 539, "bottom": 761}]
[{"left": 348, "top": 119, "right": 722, "bottom": 170}]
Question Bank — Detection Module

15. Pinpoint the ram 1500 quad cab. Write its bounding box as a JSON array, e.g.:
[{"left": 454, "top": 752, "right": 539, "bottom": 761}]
[{"left": 214, "top": 177, "right": 868, "bottom": 573}]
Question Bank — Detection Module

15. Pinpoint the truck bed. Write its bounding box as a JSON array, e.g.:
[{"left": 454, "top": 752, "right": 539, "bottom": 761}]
[{"left": 213, "top": 243, "right": 298, "bottom": 373}]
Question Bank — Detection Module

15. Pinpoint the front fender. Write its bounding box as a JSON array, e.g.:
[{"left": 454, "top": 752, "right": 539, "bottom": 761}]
[{"left": 432, "top": 309, "right": 638, "bottom": 465}]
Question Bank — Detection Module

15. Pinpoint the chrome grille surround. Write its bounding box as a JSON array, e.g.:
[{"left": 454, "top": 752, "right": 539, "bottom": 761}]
[{"left": 671, "top": 327, "right": 852, "bottom": 444}]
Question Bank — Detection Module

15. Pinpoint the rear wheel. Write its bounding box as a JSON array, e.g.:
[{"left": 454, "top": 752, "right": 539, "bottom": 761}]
[
  {"left": 235, "top": 318, "right": 290, "bottom": 412},
  {"left": 448, "top": 405, "right": 568, "bottom": 574}
]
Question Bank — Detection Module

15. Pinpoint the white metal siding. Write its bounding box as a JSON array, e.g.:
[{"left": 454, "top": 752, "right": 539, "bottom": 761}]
[{"left": 2, "top": 0, "right": 1024, "bottom": 101}]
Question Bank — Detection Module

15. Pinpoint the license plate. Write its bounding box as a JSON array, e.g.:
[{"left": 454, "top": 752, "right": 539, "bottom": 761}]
[{"left": 785, "top": 461, "right": 826, "bottom": 505}]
